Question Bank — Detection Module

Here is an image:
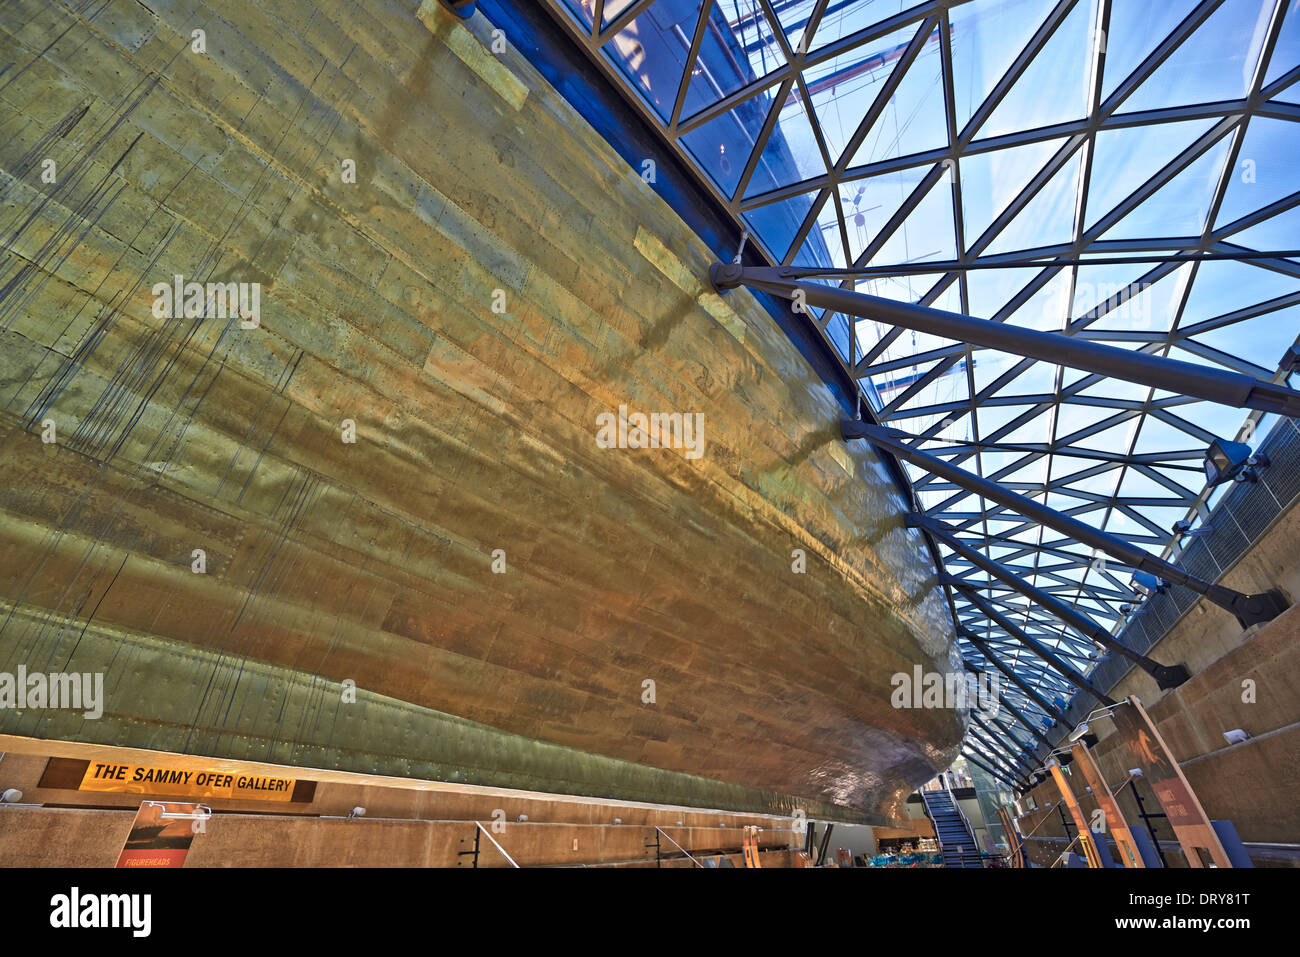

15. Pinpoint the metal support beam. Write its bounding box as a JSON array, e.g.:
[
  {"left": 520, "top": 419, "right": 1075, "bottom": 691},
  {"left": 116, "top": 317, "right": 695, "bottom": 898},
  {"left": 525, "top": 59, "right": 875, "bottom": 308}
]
[
  {"left": 964, "top": 718, "right": 1025, "bottom": 770},
  {"left": 968, "top": 722, "right": 1034, "bottom": 778},
  {"left": 709, "top": 263, "right": 1300, "bottom": 416},
  {"left": 955, "top": 586, "right": 1114, "bottom": 705},
  {"left": 961, "top": 631, "right": 1071, "bottom": 724},
  {"left": 962, "top": 750, "right": 1021, "bottom": 790},
  {"left": 965, "top": 732, "right": 1028, "bottom": 783},
  {"left": 971, "top": 723, "right": 1035, "bottom": 779},
  {"left": 918, "top": 514, "right": 1190, "bottom": 689},
  {"left": 754, "top": 249, "right": 1300, "bottom": 279},
  {"left": 845, "top": 420, "right": 1290, "bottom": 626},
  {"left": 961, "top": 660, "right": 1060, "bottom": 748}
]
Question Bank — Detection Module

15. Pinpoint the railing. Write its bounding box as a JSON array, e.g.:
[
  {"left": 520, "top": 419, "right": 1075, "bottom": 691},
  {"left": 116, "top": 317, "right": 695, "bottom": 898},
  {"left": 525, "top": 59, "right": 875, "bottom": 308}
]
[
  {"left": 944, "top": 775, "right": 982, "bottom": 867},
  {"left": 654, "top": 826, "right": 703, "bottom": 868},
  {"left": 920, "top": 777, "right": 986, "bottom": 868}
]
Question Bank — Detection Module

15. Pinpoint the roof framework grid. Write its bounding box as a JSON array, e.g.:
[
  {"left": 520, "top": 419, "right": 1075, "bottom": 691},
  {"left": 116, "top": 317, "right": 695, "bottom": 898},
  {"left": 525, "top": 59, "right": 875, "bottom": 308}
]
[{"left": 538, "top": 0, "right": 1300, "bottom": 762}]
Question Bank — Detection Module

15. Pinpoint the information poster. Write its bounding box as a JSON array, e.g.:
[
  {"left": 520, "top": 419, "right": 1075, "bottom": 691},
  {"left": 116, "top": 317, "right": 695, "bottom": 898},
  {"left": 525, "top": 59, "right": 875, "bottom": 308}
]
[
  {"left": 116, "top": 802, "right": 205, "bottom": 869},
  {"left": 1071, "top": 740, "right": 1145, "bottom": 868},
  {"left": 1047, "top": 757, "right": 1104, "bottom": 867},
  {"left": 1110, "top": 695, "right": 1232, "bottom": 867}
]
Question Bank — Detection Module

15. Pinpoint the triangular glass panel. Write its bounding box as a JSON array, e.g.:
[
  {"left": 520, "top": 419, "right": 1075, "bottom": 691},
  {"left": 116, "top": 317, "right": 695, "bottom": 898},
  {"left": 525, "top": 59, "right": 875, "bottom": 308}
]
[
  {"left": 693, "top": 0, "right": 789, "bottom": 82},
  {"left": 842, "top": 33, "right": 949, "bottom": 169},
  {"left": 826, "top": 311, "right": 853, "bottom": 363},
  {"left": 1072, "top": 376, "right": 1151, "bottom": 402},
  {"left": 806, "top": 0, "right": 919, "bottom": 54},
  {"left": 1005, "top": 271, "right": 1072, "bottom": 332},
  {"left": 972, "top": 349, "right": 1033, "bottom": 395},
  {"left": 1116, "top": 0, "right": 1273, "bottom": 114},
  {"left": 1226, "top": 204, "right": 1300, "bottom": 254},
  {"left": 978, "top": 0, "right": 1100, "bottom": 138},
  {"left": 1215, "top": 118, "right": 1300, "bottom": 226},
  {"left": 1163, "top": 399, "right": 1251, "bottom": 444},
  {"left": 1132, "top": 411, "right": 1209, "bottom": 451},
  {"left": 1000, "top": 409, "right": 1055, "bottom": 445},
  {"left": 745, "top": 102, "right": 825, "bottom": 198},
  {"left": 1084, "top": 119, "right": 1216, "bottom": 230},
  {"left": 983, "top": 152, "right": 1081, "bottom": 255},
  {"left": 1264, "top": 1, "right": 1300, "bottom": 87},
  {"left": 839, "top": 165, "right": 933, "bottom": 266},
  {"left": 680, "top": 91, "right": 780, "bottom": 198},
  {"left": 965, "top": 267, "right": 1044, "bottom": 319},
  {"left": 807, "top": 23, "right": 919, "bottom": 166},
  {"left": 1068, "top": 419, "right": 1140, "bottom": 454},
  {"left": 679, "top": 4, "right": 786, "bottom": 120},
  {"left": 859, "top": 175, "right": 958, "bottom": 269},
  {"left": 604, "top": 8, "right": 695, "bottom": 122},
  {"left": 948, "top": 0, "right": 1060, "bottom": 132},
  {"left": 870, "top": 357, "right": 944, "bottom": 401},
  {"left": 1099, "top": 136, "right": 1234, "bottom": 241},
  {"left": 993, "top": 361, "right": 1055, "bottom": 400},
  {"left": 972, "top": 400, "right": 1033, "bottom": 439},
  {"left": 1086, "top": 265, "right": 1189, "bottom": 333},
  {"left": 1179, "top": 260, "right": 1300, "bottom": 326},
  {"left": 1099, "top": 0, "right": 1201, "bottom": 101},
  {"left": 1070, "top": 259, "right": 1170, "bottom": 327},
  {"left": 790, "top": 201, "right": 846, "bottom": 268},
  {"left": 960, "top": 138, "right": 1065, "bottom": 242},
  {"left": 1188, "top": 304, "right": 1300, "bottom": 371},
  {"left": 743, "top": 190, "right": 820, "bottom": 264}
]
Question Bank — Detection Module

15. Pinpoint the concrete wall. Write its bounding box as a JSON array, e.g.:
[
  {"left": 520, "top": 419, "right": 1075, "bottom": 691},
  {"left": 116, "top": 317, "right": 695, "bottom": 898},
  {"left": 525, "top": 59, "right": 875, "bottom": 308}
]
[
  {"left": 0, "top": 0, "right": 959, "bottom": 820},
  {"left": 0, "top": 744, "right": 804, "bottom": 866},
  {"left": 1014, "top": 602, "right": 1300, "bottom": 864},
  {"left": 1107, "top": 500, "right": 1300, "bottom": 708}
]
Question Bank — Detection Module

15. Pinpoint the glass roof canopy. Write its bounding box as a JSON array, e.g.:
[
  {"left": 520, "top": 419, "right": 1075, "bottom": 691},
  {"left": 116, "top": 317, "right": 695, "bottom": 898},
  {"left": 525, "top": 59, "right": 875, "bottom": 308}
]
[{"left": 540, "top": 0, "right": 1300, "bottom": 777}]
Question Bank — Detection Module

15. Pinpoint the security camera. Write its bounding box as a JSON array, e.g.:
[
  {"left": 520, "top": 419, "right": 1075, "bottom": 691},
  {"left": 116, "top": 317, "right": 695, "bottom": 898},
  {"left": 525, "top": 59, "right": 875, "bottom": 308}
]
[
  {"left": 346, "top": 806, "right": 365, "bottom": 819},
  {"left": 1, "top": 788, "right": 22, "bottom": 803},
  {"left": 516, "top": 814, "right": 528, "bottom": 822}
]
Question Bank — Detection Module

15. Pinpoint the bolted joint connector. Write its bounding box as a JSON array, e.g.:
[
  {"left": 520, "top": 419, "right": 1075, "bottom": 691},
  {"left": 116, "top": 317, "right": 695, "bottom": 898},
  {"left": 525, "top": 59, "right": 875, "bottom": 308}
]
[
  {"left": 1151, "top": 663, "right": 1191, "bottom": 690},
  {"left": 708, "top": 262, "right": 744, "bottom": 293},
  {"left": 840, "top": 417, "right": 871, "bottom": 441},
  {"left": 1227, "top": 587, "right": 1290, "bottom": 628}
]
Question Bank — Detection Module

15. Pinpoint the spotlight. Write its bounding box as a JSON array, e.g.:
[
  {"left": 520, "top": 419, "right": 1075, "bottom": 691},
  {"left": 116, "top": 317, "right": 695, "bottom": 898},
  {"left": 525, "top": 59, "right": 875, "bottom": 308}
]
[
  {"left": 1128, "top": 768, "right": 1143, "bottom": 779},
  {"left": 1132, "top": 571, "right": 1167, "bottom": 598},
  {"left": 346, "top": 806, "right": 365, "bottom": 819},
  {"left": 1120, "top": 604, "right": 1133, "bottom": 615},
  {"left": 1223, "top": 729, "right": 1250, "bottom": 745},
  {"left": 1, "top": 788, "right": 23, "bottom": 803},
  {"left": 1204, "top": 438, "right": 1268, "bottom": 487}
]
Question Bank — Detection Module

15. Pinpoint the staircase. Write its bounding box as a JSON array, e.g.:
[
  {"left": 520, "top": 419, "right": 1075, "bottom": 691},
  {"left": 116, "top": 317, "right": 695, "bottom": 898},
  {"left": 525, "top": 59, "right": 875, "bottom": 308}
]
[{"left": 921, "top": 784, "right": 983, "bottom": 868}]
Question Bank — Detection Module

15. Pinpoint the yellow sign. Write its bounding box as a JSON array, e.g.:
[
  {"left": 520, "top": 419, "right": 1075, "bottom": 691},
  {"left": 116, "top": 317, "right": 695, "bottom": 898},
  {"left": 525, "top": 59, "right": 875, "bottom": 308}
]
[{"left": 80, "top": 762, "right": 295, "bottom": 802}]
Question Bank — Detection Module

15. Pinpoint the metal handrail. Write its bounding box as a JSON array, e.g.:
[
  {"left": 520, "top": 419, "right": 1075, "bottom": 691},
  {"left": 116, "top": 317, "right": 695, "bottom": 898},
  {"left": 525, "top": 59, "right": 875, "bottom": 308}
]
[
  {"left": 944, "top": 775, "right": 982, "bottom": 866},
  {"left": 655, "top": 826, "right": 703, "bottom": 867},
  {"left": 476, "top": 821, "right": 520, "bottom": 868},
  {"left": 921, "top": 777, "right": 984, "bottom": 868}
]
